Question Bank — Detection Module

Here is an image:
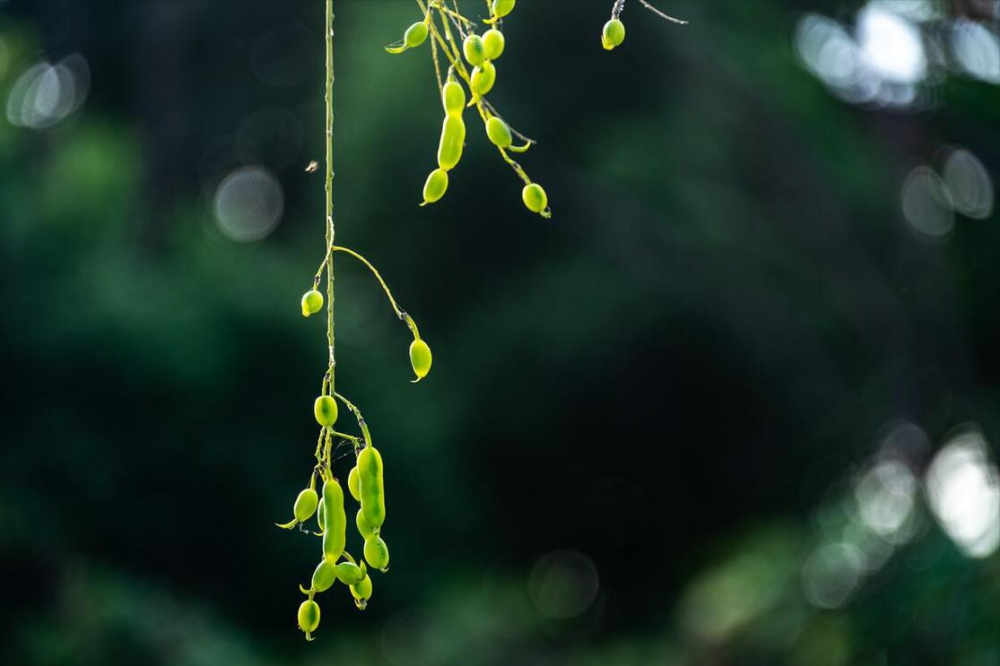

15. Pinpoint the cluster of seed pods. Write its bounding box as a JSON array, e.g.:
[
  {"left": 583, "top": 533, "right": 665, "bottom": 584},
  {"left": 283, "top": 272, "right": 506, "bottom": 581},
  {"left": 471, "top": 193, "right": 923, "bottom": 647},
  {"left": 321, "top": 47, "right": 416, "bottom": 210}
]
[{"left": 388, "top": 0, "right": 550, "bottom": 218}]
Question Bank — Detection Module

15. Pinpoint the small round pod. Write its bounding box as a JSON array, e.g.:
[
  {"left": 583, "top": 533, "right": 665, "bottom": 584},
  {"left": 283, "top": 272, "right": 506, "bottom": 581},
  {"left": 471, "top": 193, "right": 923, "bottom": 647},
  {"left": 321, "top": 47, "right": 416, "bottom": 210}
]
[
  {"left": 312, "top": 559, "right": 338, "bottom": 593},
  {"left": 301, "top": 290, "right": 324, "bottom": 317},
  {"left": 404, "top": 21, "right": 428, "bottom": 48},
  {"left": 470, "top": 61, "right": 496, "bottom": 97},
  {"left": 486, "top": 116, "right": 512, "bottom": 149},
  {"left": 350, "top": 573, "right": 373, "bottom": 610},
  {"left": 442, "top": 79, "right": 466, "bottom": 116},
  {"left": 357, "top": 446, "right": 386, "bottom": 530},
  {"left": 602, "top": 19, "right": 625, "bottom": 50},
  {"left": 314, "top": 396, "right": 338, "bottom": 427},
  {"left": 293, "top": 485, "right": 319, "bottom": 523},
  {"left": 356, "top": 508, "right": 376, "bottom": 540},
  {"left": 483, "top": 28, "right": 505, "bottom": 60},
  {"left": 522, "top": 183, "right": 548, "bottom": 214},
  {"left": 463, "top": 34, "right": 486, "bottom": 67},
  {"left": 422, "top": 168, "right": 449, "bottom": 205},
  {"left": 297, "top": 599, "right": 321, "bottom": 637},
  {"left": 409, "top": 338, "right": 432, "bottom": 381},
  {"left": 492, "top": 0, "right": 516, "bottom": 19},
  {"left": 348, "top": 465, "right": 361, "bottom": 501},
  {"left": 364, "top": 535, "right": 390, "bottom": 572},
  {"left": 437, "top": 115, "right": 466, "bottom": 171},
  {"left": 321, "top": 479, "right": 347, "bottom": 562},
  {"left": 336, "top": 561, "right": 366, "bottom": 586}
]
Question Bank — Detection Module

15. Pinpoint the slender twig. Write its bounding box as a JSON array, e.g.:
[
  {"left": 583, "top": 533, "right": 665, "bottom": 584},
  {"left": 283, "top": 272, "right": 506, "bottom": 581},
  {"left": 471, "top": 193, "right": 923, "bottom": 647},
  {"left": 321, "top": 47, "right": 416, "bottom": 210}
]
[
  {"left": 637, "top": 0, "right": 688, "bottom": 25},
  {"left": 325, "top": 0, "right": 336, "bottom": 392}
]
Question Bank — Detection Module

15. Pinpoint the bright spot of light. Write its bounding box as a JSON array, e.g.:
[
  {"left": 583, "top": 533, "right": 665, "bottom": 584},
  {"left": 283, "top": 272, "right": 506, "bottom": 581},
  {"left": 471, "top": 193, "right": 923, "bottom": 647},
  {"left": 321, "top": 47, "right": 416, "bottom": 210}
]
[
  {"left": 5, "top": 55, "right": 90, "bottom": 129},
  {"left": 855, "top": 460, "right": 917, "bottom": 542},
  {"left": 802, "top": 542, "right": 864, "bottom": 609},
  {"left": 857, "top": 4, "right": 927, "bottom": 84},
  {"left": 528, "top": 550, "right": 599, "bottom": 620},
  {"left": 926, "top": 429, "right": 1000, "bottom": 559},
  {"left": 943, "top": 149, "right": 995, "bottom": 220},
  {"left": 949, "top": 20, "right": 1000, "bottom": 84},
  {"left": 901, "top": 166, "right": 954, "bottom": 241},
  {"left": 213, "top": 166, "right": 284, "bottom": 242}
]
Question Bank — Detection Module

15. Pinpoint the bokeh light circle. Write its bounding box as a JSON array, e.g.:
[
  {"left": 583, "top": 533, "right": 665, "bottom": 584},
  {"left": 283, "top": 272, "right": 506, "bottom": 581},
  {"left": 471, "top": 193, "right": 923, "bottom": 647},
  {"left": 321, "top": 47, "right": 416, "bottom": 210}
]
[{"left": 213, "top": 166, "right": 284, "bottom": 242}]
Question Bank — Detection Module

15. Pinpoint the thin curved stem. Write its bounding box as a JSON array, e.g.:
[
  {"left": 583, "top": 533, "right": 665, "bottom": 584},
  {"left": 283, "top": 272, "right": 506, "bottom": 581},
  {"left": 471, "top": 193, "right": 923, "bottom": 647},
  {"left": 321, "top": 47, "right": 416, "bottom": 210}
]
[
  {"left": 334, "top": 392, "right": 373, "bottom": 448},
  {"left": 325, "top": 0, "right": 336, "bottom": 393}
]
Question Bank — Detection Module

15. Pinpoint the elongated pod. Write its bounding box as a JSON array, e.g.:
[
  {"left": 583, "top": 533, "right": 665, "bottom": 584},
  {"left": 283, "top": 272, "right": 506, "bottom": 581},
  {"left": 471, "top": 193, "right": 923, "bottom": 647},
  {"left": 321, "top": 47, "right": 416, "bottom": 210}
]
[
  {"left": 358, "top": 446, "right": 386, "bottom": 529},
  {"left": 437, "top": 115, "right": 466, "bottom": 171},
  {"left": 321, "top": 479, "right": 347, "bottom": 562}
]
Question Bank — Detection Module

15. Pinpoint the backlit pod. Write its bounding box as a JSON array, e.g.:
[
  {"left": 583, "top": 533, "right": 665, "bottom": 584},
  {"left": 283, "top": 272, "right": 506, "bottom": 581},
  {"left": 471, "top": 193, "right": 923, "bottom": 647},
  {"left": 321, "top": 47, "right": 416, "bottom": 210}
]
[
  {"left": 358, "top": 445, "right": 386, "bottom": 529},
  {"left": 522, "top": 183, "right": 548, "bottom": 214},
  {"left": 297, "top": 599, "right": 320, "bottom": 639},
  {"left": 422, "top": 168, "right": 449, "bottom": 205},
  {"left": 442, "top": 80, "right": 466, "bottom": 117},
  {"left": 336, "top": 561, "right": 366, "bottom": 586},
  {"left": 350, "top": 570, "right": 373, "bottom": 610},
  {"left": 364, "top": 535, "right": 390, "bottom": 572},
  {"left": 486, "top": 116, "right": 513, "bottom": 149},
  {"left": 463, "top": 34, "right": 486, "bottom": 67},
  {"left": 301, "top": 290, "right": 324, "bottom": 317},
  {"left": 437, "top": 115, "right": 466, "bottom": 171},
  {"left": 276, "top": 474, "right": 319, "bottom": 529},
  {"left": 321, "top": 479, "right": 347, "bottom": 562},
  {"left": 356, "top": 508, "right": 376, "bottom": 539},
  {"left": 471, "top": 61, "right": 496, "bottom": 97},
  {"left": 483, "top": 29, "right": 505, "bottom": 60},
  {"left": 409, "top": 338, "right": 432, "bottom": 381},
  {"left": 602, "top": 19, "right": 625, "bottom": 50},
  {"left": 492, "top": 0, "right": 516, "bottom": 19},
  {"left": 314, "top": 395, "right": 338, "bottom": 427},
  {"left": 348, "top": 465, "right": 361, "bottom": 501},
  {"left": 312, "top": 559, "right": 337, "bottom": 592},
  {"left": 404, "top": 21, "right": 428, "bottom": 48}
]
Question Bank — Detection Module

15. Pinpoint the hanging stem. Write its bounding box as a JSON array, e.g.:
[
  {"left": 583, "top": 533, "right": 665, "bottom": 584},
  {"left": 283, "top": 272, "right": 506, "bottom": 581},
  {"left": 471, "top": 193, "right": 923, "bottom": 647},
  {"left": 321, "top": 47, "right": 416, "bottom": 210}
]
[{"left": 325, "top": 0, "right": 336, "bottom": 393}]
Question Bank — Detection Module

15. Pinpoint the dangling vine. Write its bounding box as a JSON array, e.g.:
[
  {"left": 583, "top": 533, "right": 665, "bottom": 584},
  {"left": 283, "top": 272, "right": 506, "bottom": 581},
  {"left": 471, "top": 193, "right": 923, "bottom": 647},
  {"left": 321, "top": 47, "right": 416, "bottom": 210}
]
[{"left": 276, "top": 0, "right": 684, "bottom": 641}]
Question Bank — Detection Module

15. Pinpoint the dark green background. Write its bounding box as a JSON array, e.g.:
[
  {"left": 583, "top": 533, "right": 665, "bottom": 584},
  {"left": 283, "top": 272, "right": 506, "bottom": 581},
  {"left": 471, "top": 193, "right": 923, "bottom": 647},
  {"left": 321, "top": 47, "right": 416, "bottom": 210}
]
[{"left": 1, "top": 1, "right": 997, "bottom": 664}]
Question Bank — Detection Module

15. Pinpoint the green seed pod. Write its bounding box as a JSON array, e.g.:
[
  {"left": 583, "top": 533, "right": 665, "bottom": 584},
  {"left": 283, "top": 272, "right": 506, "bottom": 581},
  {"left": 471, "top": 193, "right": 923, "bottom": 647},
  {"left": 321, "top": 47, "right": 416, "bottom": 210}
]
[
  {"left": 314, "top": 395, "right": 338, "bottom": 427},
  {"left": 442, "top": 80, "right": 466, "bottom": 116},
  {"left": 404, "top": 21, "right": 428, "bottom": 48},
  {"left": 409, "top": 338, "right": 432, "bottom": 381},
  {"left": 358, "top": 446, "right": 386, "bottom": 530},
  {"left": 350, "top": 573, "right": 373, "bottom": 609},
  {"left": 297, "top": 599, "right": 320, "bottom": 637},
  {"left": 522, "top": 183, "right": 548, "bottom": 214},
  {"left": 470, "top": 61, "right": 496, "bottom": 97},
  {"left": 492, "top": 0, "right": 516, "bottom": 19},
  {"left": 422, "top": 168, "right": 449, "bottom": 205},
  {"left": 483, "top": 28, "right": 505, "bottom": 60},
  {"left": 463, "top": 34, "right": 486, "bottom": 67},
  {"left": 364, "top": 536, "right": 390, "bottom": 572},
  {"left": 356, "top": 508, "right": 376, "bottom": 539},
  {"left": 336, "top": 561, "right": 366, "bottom": 586},
  {"left": 312, "top": 559, "right": 337, "bottom": 592},
  {"left": 293, "top": 486, "right": 319, "bottom": 523},
  {"left": 437, "top": 115, "right": 466, "bottom": 171},
  {"left": 602, "top": 19, "right": 625, "bottom": 50},
  {"left": 486, "top": 116, "right": 513, "bottom": 149},
  {"left": 348, "top": 465, "right": 361, "bottom": 501},
  {"left": 321, "top": 479, "right": 346, "bottom": 562},
  {"left": 301, "top": 290, "right": 324, "bottom": 317},
  {"left": 317, "top": 500, "right": 325, "bottom": 530}
]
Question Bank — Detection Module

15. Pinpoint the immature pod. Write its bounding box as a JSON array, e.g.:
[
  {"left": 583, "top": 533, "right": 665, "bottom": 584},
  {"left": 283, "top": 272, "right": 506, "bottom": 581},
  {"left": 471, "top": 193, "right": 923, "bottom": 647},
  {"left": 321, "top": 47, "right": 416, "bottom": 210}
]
[
  {"left": 350, "top": 571, "right": 373, "bottom": 610},
  {"left": 356, "top": 508, "right": 376, "bottom": 540},
  {"left": 486, "top": 116, "right": 512, "bottom": 149},
  {"left": 602, "top": 19, "right": 625, "bottom": 50},
  {"left": 522, "top": 183, "right": 548, "bottom": 214},
  {"left": 364, "top": 535, "right": 390, "bottom": 572},
  {"left": 301, "top": 290, "right": 324, "bottom": 317},
  {"left": 404, "top": 21, "right": 428, "bottom": 48},
  {"left": 358, "top": 446, "right": 386, "bottom": 529},
  {"left": 317, "top": 500, "right": 325, "bottom": 531},
  {"left": 470, "top": 61, "right": 496, "bottom": 97},
  {"left": 348, "top": 465, "right": 361, "bottom": 501},
  {"left": 312, "top": 559, "right": 338, "bottom": 593},
  {"left": 492, "top": 0, "right": 516, "bottom": 19},
  {"left": 321, "top": 479, "right": 347, "bottom": 562},
  {"left": 293, "top": 482, "right": 319, "bottom": 523},
  {"left": 409, "top": 338, "right": 432, "bottom": 381},
  {"left": 314, "top": 395, "right": 338, "bottom": 427},
  {"left": 483, "top": 28, "right": 505, "bottom": 60},
  {"left": 442, "top": 80, "right": 466, "bottom": 117},
  {"left": 335, "top": 561, "right": 366, "bottom": 586},
  {"left": 297, "top": 599, "right": 320, "bottom": 638},
  {"left": 463, "top": 34, "right": 486, "bottom": 67},
  {"left": 422, "top": 168, "right": 449, "bottom": 205},
  {"left": 437, "top": 115, "right": 466, "bottom": 171}
]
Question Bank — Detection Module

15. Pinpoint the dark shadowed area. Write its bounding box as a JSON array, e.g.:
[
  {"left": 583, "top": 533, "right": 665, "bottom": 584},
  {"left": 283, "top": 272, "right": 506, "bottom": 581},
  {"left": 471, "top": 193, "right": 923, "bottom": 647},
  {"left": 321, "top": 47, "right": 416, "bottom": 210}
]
[{"left": 1, "top": 1, "right": 998, "bottom": 664}]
